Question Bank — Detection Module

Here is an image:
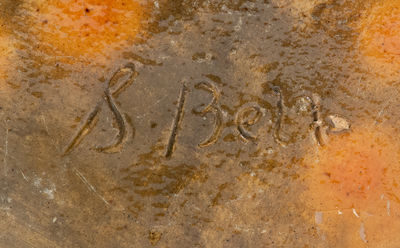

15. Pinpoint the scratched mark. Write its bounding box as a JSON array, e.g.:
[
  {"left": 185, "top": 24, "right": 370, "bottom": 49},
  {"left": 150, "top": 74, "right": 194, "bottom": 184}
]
[
  {"left": 235, "top": 105, "right": 263, "bottom": 142},
  {"left": 272, "top": 86, "right": 288, "bottom": 147},
  {"left": 165, "top": 83, "right": 188, "bottom": 158},
  {"left": 63, "top": 63, "right": 137, "bottom": 155},
  {"left": 74, "top": 168, "right": 110, "bottom": 207},
  {"left": 3, "top": 119, "right": 9, "bottom": 176},
  {"left": 194, "top": 81, "right": 224, "bottom": 148},
  {"left": 19, "top": 169, "right": 28, "bottom": 181}
]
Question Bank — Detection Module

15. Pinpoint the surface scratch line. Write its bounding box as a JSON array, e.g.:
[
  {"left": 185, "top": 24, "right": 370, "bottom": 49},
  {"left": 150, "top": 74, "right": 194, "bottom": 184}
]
[
  {"left": 3, "top": 125, "right": 8, "bottom": 176},
  {"left": 74, "top": 168, "right": 110, "bottom": 207}
]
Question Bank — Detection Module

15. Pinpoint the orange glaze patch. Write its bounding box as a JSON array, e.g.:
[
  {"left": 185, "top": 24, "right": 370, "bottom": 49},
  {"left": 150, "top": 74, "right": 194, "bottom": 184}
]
[
  {"left": 304, "top": 125, "right": 400, "bottom": 212},
  {"left": 303, "top": 125, "right": 400, "bottom": 246},
  {"left": 312, "top": 209, "right": 400, "bottom": 247},
  {"left": 358, "top": 1, "right": 400, "bottom": 76},
  {"left": 0, "top": 31, "right": 15, "bottom": 91},
  {"left": 34, "top": 0, "right": 146, "bottom": 57}
]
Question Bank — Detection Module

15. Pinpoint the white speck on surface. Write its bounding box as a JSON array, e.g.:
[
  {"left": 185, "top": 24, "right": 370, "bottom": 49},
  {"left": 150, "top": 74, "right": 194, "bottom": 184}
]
[
  {"left": 315, "top": 212, "right": 323, "bottom": 225},
  {"left": 266, "top": 148, "right": 274, "bottom": 154},
  {"left": 360, "top": 223, "right": 367, "bottom": 243},
  {"left": 234, "top": 17, "right": 243, "bottom": 32},
  {"left": 387, "top": 200, "right": 391, "bottom": 216},
  {"left": 297, "top": 97, "right": 310, "bottom": 112},
  {"left": 41, "top": 115, "right": 49, "bottom": 134},
  {"left": 0, "top": 206, "right": 10, "bottom": 211},
  {"left": 53, "top": 217, "right": 57, "bottom": 223},
  {"left": 353, "top": 208, "right": 360, "bottom": 218},
  {"left": 43, "top": 186, "right": 55, "bottom": 200},
  {"left": 375, "top": 105, "right": 387, "bottom": 124},
  {"left": 338, "top": 210, "right": 343, "bottom": 215},
  {"left": 33, "top": 178, "right": 42, "bottom": 187},
  {"left": 265, "top": 23, "right": 272, "bottom": 33}
]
